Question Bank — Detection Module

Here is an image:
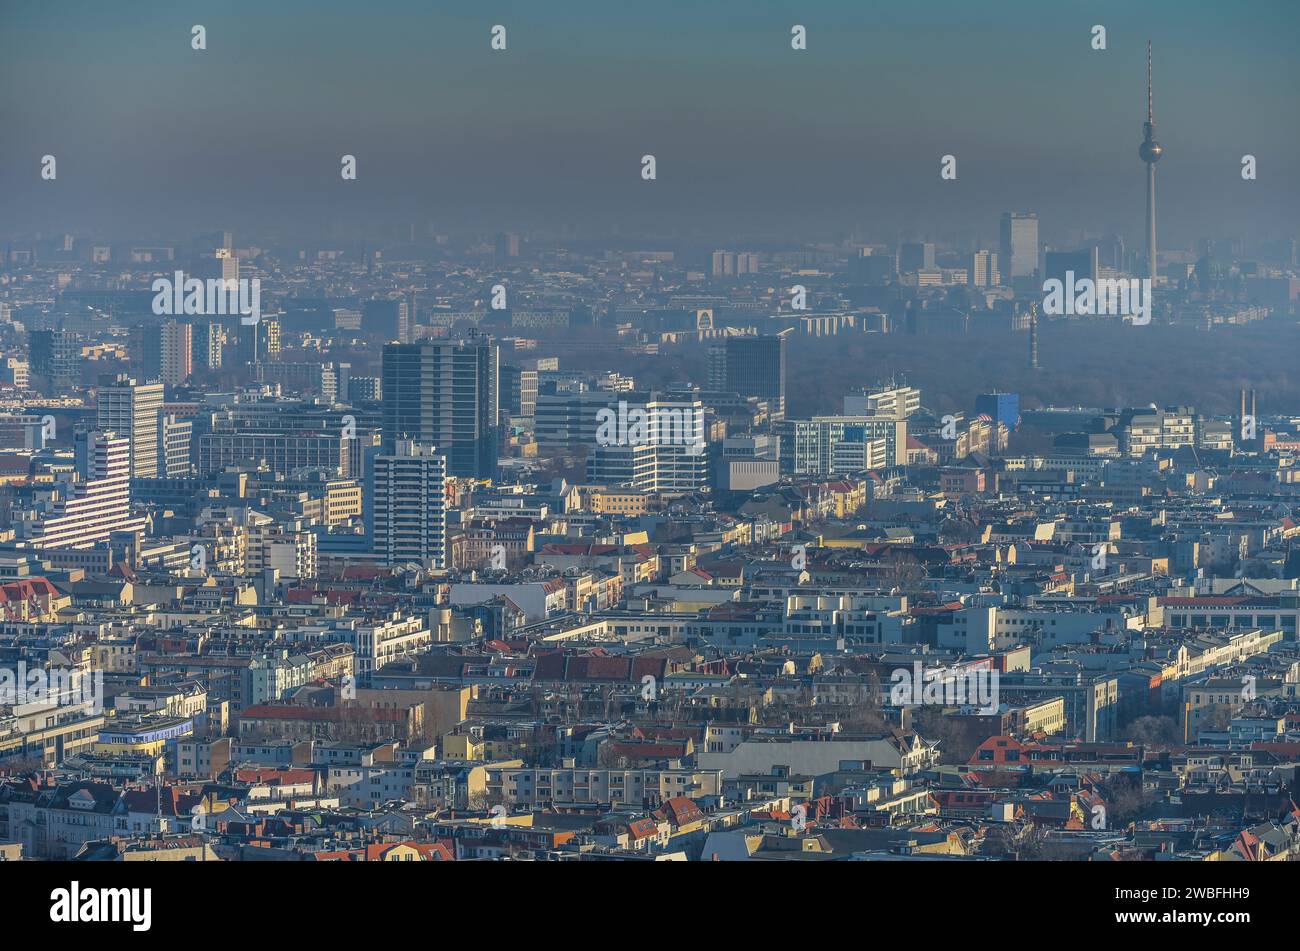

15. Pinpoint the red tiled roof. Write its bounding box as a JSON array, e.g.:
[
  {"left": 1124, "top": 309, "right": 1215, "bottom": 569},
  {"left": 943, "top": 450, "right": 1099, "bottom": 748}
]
[
  {"left": 0, "top": 577, "right": 62, "bottom": 601},
  {"left": 233, "top": 767, "right": 316, "bottom": 786}
]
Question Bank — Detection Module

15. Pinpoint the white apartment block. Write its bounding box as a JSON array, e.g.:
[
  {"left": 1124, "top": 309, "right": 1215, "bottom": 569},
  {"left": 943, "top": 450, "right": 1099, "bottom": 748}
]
[{"left": 15, "top": 432, "right": 147, "bottom": 549}]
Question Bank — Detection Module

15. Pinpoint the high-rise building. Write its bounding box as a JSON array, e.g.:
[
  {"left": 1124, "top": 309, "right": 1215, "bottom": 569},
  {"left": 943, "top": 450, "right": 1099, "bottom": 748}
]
[
  {"left": 851, "top": 250, "right": 897, "bottom": 284},
  {"left": 372, "top": 440, "right": 447, "bottom": 568},
  {"left": 975, "top": 392, "right": 1020, "bottom": 432},
  {"left": 159, "top": 414, "right": 193, "bottom": 477},
  {"left": 236, "top": 316, "right": 280, "bottom": 365},
  {"left": 494, "top": 232, "right": 520, "bottom": 261},
  {"left": 216, "top": 248, "right": 238, "bottom": 282},
  {"left": 364, "top": 299, "right": 410, "bottom": 343},
  {"left": 999, "top": 213, "right": 1039, "bottom": 281},
  {"left": 190, "top": 321, "right": 223, "bottom": 370},
  {"left": 96, "top": 375, "right": 165, "bottom": 478},
  {"left": 144, "top": 320, "right": 193, "bottom": 384},
  {"left": 15, "top": 431, "right": 146, "bottom": 549},
  {"left": 500, "top": 364, "right": 538, "bottom": 418},
  {"left": 708, "top": 335, "right": 787, "bottom": 420},
  {"left": 969, "top": 250, "right": 1000, "bottom": 288},
  {"left": 783, "top": 416, "right": 908, "bottom": 474},
  {"left": 1044, "top": 248, "right": 1100, "bottom": 289},
  {"left": 1094, "top": 234, "right": 1127, "bottom": 272},
  {"left": 535, "top": 389, "right": 619, "bottom": 447},
  {"left": 898, "top": 242, "right": 936, "bottom": 274},
  {"left": 382, "top": 339, "right": 499, "bottom": 480},
  {"left": 1237, "top": 388, "right": 1260, "bottom": 451},
  {"left": 28, "top": 329, "right": 81, "bottom": 394},
  {"left": 711, "top": 250, "right": 758, "bottom": 278},
  {"left": 585, "top": 394, "right": 708, "bottom": 494}
]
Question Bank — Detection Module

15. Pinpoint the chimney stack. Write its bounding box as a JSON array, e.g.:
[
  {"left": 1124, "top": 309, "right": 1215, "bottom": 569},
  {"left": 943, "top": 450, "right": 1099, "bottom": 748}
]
[{"left": 1239, "top": 388, "right": 1248, "bottom": 447}]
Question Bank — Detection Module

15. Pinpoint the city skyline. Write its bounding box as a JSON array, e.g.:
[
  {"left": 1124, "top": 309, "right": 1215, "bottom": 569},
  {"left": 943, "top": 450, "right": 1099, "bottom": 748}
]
[{"left": 4, "top": 1, "right": 1300, "bottom": 915}]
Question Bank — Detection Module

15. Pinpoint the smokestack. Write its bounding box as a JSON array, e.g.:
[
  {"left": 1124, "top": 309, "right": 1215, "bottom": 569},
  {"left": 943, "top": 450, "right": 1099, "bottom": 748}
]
[
  {"left": 1250, "top": 389, "right": 1257, "bottom": 421},
  {"left": 1239, "top": 389, "right": 1248, "bottom": 446}
]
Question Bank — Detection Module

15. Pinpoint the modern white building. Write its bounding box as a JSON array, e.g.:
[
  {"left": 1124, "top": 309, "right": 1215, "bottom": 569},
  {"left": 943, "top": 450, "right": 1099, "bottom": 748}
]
[
  {"left": 96, "top": 375, "right": 165, "bottom": 478},
  {"left": 15, "top": 431, "right": 147, "bottom": 549},
  {"left": 372, "top": 440, "right": 447, "bottom": 569}
]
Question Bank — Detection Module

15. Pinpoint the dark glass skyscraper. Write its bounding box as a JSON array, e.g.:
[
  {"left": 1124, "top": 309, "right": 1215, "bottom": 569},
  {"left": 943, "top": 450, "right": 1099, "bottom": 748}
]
[
  {"left": 28, "top": 329, "right": 81, "bottom": 395},
  {"left": 709, "top": 334, "right": 787, "bottom": 420},
  {"left": 382, "top": 339, "right": 499, "bottom": 480},
  {"left": 364, "top": 299, "right": 410, "bottom": 343}
]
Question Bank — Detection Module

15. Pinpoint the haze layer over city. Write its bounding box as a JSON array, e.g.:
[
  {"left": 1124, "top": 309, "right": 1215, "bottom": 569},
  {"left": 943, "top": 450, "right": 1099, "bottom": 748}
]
[{"left": 1, "top": 1, "right": 1299, "bottom": 900}]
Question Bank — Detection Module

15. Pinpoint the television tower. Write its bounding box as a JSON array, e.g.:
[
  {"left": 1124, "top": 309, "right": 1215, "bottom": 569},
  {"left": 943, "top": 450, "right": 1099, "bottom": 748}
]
[{"left": 1138, "top": 41, "right": 1163, "bottom": 282}]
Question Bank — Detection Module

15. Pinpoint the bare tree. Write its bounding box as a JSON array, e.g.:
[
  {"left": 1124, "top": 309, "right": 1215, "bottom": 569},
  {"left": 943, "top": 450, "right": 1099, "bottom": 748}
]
[{"left": 1121, "top": 714, "right": 1180, "bottom": 747}]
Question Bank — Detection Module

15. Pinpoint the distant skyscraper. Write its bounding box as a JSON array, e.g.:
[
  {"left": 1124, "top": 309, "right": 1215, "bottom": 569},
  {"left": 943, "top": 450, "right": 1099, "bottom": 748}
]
[
  {"left": 711, "top": 250, "right": 758, "bottom": 277},
  {"left": 710, "top": 335, "right": 787, "bottom": 419},
  {"left": 898, "top": 242, "right": 936, "bottom": 274},
  {"left": 1138, "top": 41, "right": 1163, "bottom": 281},
  {"left": 494, "top": 232, "right": 520, "bottom": 261},
  {"left": 1044, "top": 248, "right": 1099, "bottom": 288},
  {"left": 852, "top": 250, "right": 897, "bottom": 285},
  {"left": 236, "top": 316, "right": 279, "bottom": 365},
  {"left": 999, "top": 213, "right": 1039, "bottom": 281},
  {"left": 976, "top": 392, "right": 1020, "bottom": 431},
  {"left": 500, "top": 364, "right": 538, "bottom": 417},
  {"left": 372, "top": 440, "right": 447, "bottom": 568},
  {"left": 158, "top": 414, "right": 193, "bottom": 477},
  {"left": 28, "top": 329, "right": 81, "bottom": 394},
  {"left": 189, "top": 320, "right": 223, "bottom": 370},
  {"left": 382, "top": 339, "right": 499, "bottom": 479},
  {"left": 196, "top": 248, "right": 239, "bottom": 285},
  {"left": 144, "top": 320, "right": 193, "bottom": 384},
  {"left": 783, "top": 416, "right": 907, "bottom": 474},
  {"left": 1094, "top": 234, "right": 1127, "bottom": 272},
  {"left": 364, "top": 299, "right": 410, "bottom": 343},
  {"left": 969, "top": 250, "right": 1000, "bottom": 288},
  {"left": 97, "top": 374, "right": 165, "bottom": 478},
  {"left": 585, "top": 394, "right": 708, "bottom": 494}
]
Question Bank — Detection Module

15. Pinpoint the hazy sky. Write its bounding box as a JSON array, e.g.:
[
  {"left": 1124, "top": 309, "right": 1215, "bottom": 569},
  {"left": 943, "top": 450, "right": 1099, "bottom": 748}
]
[{"left": 2, "top": 0, "right": 1297, "bottom": 248}]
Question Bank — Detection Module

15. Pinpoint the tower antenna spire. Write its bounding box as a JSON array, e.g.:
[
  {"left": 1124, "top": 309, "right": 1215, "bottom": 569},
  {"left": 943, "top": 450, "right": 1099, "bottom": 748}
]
[{"left": 1147, "top": 40, "right": 1153, "bottom": 124}]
